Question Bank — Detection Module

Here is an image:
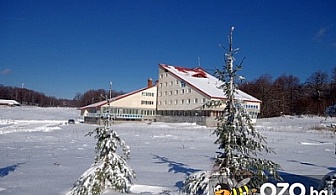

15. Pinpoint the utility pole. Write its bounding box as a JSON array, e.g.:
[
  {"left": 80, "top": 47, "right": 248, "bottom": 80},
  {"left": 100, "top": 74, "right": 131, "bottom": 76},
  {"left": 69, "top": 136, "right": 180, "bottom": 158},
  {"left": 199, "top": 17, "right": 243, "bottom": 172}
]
[
  {"left": 108, "top": 81, "right": 112, "bottom": 126},
  {"left": 109, "top": 81, "right": 112, "bottom": 101}
]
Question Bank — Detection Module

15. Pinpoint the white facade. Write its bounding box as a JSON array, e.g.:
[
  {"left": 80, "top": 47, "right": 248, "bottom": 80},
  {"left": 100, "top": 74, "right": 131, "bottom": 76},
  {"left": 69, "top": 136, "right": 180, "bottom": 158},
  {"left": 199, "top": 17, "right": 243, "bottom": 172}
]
[
  {"left": 80, "top": 64, "right": 261, "bottom": 126},
  {"left": 156, "top": 64, "right": 261, "bottom": 125},
  {"left": 101, "top": 85, "right": 157, "bottom": 120},
  {"left": 80, "top": 80, "right": 157, "bottom": 123},
  {"left": 0, "top": 99, "right": 20, "bottom": 106},
  {"left": 157, "top": 67, "right": 208, "bottom": 111}
]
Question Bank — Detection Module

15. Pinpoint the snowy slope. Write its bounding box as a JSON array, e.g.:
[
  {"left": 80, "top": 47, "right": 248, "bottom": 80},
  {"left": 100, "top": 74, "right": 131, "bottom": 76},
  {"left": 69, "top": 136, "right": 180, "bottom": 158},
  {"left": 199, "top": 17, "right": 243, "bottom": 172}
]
[{"left": 0, "top": 106, "right": 335, "bottom": 195}]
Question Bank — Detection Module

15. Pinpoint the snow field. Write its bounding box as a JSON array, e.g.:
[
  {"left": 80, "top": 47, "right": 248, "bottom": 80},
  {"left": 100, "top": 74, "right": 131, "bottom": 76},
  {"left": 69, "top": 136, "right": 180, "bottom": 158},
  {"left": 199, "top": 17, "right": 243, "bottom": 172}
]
[{"left": 0, "top": 107, "right": 335, "bottom": 195}]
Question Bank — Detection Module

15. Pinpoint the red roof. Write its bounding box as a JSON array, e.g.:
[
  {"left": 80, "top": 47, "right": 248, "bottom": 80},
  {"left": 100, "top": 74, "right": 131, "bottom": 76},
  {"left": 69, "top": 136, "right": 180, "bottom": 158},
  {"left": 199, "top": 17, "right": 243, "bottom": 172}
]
[{"left": 174, "top": 66, "right": 207, "bottom": 78}]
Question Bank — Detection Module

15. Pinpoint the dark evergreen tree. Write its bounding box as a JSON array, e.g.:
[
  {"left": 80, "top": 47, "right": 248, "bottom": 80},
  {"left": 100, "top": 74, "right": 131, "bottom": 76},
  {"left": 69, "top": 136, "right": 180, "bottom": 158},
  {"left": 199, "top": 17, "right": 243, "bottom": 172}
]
[
  {"left": 67, "top": 115, "right": 135, "bottom": 194},
  {"left": 183, "top": 27, "right": 281, "bottom": 194},
  {"left": 212, "top": 27, "right": 281, "bottom": 188}
]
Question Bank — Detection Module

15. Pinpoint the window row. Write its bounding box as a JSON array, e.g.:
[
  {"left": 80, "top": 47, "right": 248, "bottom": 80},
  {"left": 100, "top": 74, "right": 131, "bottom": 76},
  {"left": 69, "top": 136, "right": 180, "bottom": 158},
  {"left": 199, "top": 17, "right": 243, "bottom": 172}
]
[
  {"left": 142, "top": 92, "right": 155, "bottom": 97},
  {"left": 159, "top": 88, "right": 192, "bottom": 96},
  {"left": 141, "top": 100, "right": 154, "bottom": 105},
  {"left": 158, "top": 80, "right": 186, "bottom": 87},
  {"left": 157, "top": 110, "right": 211, "bottom": 117},
  {"left": 158, "top": 98, "right": 206, "bottom": 105},
  {"left": 159, "top": 73, "right": 168, "bottom": 78},
  {"left": 248, "top": 111, "right": 259, "bottom": 118},
  {"left": 102, "top": 107, "right": 155, "bottom": 116},
  {"left": 244, "top": 104, "right": 259, "bottom": 109}
]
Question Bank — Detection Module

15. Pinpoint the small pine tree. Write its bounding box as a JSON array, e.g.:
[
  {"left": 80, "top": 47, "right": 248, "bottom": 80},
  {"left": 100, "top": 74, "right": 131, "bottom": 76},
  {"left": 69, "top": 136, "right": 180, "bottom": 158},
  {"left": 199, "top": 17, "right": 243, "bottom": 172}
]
[
  {"left": 326, "top": 104, "right": 336, "bottom": 117},
  {"left": 183, "top": 27, "right": 281, "bottom": 194},
  {"left": 67, "top": 117, "right": 135, "bottom": 195},
  {"left": 212, "top": 26, "right": 281, "bottom": 188}
]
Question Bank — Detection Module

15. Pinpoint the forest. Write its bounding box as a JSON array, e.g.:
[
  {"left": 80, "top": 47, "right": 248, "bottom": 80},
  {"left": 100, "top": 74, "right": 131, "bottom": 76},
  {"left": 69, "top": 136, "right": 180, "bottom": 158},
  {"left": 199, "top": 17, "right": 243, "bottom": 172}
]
[
  {"left": 239, "top": 68, "right": 336, "bottom": 117},
  {"left": 0, "top": 85, "right": 124, "bottom": 108},
  {"left": 1, "top": 68, "right": 335, "bottom": 118}
]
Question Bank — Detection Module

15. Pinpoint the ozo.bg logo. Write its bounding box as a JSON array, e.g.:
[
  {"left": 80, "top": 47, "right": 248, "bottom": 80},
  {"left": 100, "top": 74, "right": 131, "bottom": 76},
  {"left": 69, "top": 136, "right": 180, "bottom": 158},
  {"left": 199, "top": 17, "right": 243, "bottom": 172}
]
[{"left": 260, "top": 182, "right": 332, "bottom": 195}]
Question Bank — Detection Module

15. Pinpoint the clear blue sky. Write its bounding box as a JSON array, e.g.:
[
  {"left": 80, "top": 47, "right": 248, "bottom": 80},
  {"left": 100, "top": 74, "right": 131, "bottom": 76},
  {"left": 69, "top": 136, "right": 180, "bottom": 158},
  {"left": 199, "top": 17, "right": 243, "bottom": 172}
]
[{"left": 1, "top": 0, "right": 335, "bottom": 99}]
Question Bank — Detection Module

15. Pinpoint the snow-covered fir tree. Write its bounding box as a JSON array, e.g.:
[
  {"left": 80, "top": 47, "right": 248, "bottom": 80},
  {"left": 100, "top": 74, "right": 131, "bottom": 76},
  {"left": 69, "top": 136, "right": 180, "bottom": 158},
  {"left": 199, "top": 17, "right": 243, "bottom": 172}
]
[
  {"left": 183, "top": 27, "right": 281, "bottom": 194},
  {"left": 326, "top": 104, "right": 336, "bottom": 117},
  {"left": 67, "top": 115, "right": 135, "bottom": 195}
]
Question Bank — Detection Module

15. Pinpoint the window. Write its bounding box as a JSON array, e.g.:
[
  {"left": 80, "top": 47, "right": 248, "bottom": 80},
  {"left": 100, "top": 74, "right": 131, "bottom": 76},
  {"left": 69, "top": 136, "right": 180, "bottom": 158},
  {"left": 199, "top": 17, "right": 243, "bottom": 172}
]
[
  {"left": 186, "top": 99, "right": 191, "bottom": 104},
  {"left": 170, "top": 81, "right": 173, "bottom": 86},
  {"left": 181, "top": 81, "right": 186, "bottom": 87},
  {"left": 181, "top": 89, "right": 185, "bottom": 94},
  {"left": 175, "top": 100, "right": 178, "bottom": 104},
  {"left": 164, "top": 91, "right": 167, "bottom": 96},
  {"left": 187, "top": 88, "right": 191, "bottom": 93},
  {"left": 169, "top": 100, "right": 172, "bottom": 105},
  {"left": 141, "top": 100, "right": 154, "bottom": 105},
  {"left": 194, "top": 98, "right": 198, "bottom": 104},
  {"left": 159, "top": 92, "right": 162, "bottom": 97},
  {"left": 181, "top": 99, "right": 184, "bottom": 104},
  {"left": 142, "top": 92, "right": 154, "bottom": 96},
  {"left": 175, "top": 90, "right": 178, "bottom": 95},
  {"left": 169, "top": 91, "right": 172, "bottom": 96},
  {"left": 175, "top": 80, "right": 179, "bottom": 85}
]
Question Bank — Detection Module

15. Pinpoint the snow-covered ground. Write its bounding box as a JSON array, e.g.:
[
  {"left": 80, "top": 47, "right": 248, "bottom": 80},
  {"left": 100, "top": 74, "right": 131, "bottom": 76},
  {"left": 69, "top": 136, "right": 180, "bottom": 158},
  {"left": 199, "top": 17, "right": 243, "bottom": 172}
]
[{"left": 0, "top": 106, "right": 335, "bottom": 195}]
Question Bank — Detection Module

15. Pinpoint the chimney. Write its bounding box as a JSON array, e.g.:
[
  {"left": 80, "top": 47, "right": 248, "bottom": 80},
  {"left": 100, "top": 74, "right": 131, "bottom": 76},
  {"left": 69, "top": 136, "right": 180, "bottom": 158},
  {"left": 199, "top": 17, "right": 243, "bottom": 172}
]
[{"left": 147, "top": 78, "right": 153, "bottom": 87}]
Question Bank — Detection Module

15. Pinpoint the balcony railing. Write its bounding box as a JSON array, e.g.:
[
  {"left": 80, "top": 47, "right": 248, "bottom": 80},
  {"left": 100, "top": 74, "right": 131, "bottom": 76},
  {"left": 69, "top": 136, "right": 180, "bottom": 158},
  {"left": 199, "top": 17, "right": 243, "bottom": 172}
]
[{"left": 85, "top": 112, "right": 143, "bottom": 119}]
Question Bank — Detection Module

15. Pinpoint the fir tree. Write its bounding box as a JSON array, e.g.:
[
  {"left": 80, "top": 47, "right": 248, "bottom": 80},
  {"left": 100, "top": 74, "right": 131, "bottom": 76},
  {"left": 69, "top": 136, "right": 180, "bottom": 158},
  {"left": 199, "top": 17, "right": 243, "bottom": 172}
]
[
  {"left": 67, "top": 115, "right": 135, "bottom": 195},
  {"left": 183, "top": 27, "right": 281, "bottom": 194},
  {"left": 212, "top": 26, "right": 281, "bottom": 188},
  {"left": 326, "top": 104, "right": 336, "bottom": 117}
]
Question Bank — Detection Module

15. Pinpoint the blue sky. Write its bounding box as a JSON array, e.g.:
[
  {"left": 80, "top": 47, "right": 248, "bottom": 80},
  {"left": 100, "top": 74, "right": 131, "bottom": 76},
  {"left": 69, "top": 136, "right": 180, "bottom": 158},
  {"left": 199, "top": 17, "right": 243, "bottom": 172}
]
[{"left": 1, "top": 0, "right": 335, "bottom": 99}]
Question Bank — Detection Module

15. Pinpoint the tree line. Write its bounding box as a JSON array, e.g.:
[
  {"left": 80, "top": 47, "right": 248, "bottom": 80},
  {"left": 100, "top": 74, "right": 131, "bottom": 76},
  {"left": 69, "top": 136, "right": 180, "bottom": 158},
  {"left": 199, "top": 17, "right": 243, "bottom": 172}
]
[
  {"left": 1, "top": 68, "right": 335, "bottom": 117},
  {"left": 239, "top": 68, "right": 336, "bottom": 118},
  {"left": 0, "top": 85, "right": 124, "bottom": 108},
  {"left": 73, "top": 89, "right": 125, "bottom": 107}
]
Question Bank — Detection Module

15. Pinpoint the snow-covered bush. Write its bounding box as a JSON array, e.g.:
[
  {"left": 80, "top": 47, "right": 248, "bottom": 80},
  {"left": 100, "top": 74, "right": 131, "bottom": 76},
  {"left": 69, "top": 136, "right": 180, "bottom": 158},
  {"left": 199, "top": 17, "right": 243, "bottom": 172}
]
[
  {"left": 182, "top": 171, "right": 210, "bottom": 195},
  {"left": 318, "top": 171, "right": 336, "bottom": 193},
  {"left": 326, "top": 104, "right": 336, "bottom": 117},
  {"left": 67, "top": 119, "right": 135, "bottom": 195}
]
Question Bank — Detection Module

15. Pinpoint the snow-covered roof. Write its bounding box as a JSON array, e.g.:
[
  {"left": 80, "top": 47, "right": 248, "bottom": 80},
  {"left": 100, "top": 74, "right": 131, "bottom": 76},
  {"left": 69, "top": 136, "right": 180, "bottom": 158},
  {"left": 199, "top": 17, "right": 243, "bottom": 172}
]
[
  {"left": 79, "top": 100, "right": 108, "bottom": 110},
  {"left": 79, "top": 85, "right": 157, "bottom": 110},
  {"left": 159, "top": 64, "right": 261, "bottom": 103},
  {"left": 0, "top": 99, "right": 20, "bottom": 106}
]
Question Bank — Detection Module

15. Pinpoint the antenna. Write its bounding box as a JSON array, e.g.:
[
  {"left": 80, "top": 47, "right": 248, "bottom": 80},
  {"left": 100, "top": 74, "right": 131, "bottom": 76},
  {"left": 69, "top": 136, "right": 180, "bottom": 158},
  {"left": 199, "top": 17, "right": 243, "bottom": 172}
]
[
  {"left": 109, "top": 81, "right": 112, "bottom": 100},
  {"left": 108, "top": 81, "right": 113, "bottom": 126},
  {"left": 198, "top": 57, "right": 201, "bottom": 67}
]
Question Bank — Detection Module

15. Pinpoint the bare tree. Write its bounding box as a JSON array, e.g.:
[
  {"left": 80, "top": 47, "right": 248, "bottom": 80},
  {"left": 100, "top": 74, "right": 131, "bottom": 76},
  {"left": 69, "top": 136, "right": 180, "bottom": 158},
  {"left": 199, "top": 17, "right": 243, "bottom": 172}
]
[
  {"left": 273, "top": 74, "right": 300, "bottom": 115},
  {"left": 305, "top": 70, "right": 329, "bottom": 115}
]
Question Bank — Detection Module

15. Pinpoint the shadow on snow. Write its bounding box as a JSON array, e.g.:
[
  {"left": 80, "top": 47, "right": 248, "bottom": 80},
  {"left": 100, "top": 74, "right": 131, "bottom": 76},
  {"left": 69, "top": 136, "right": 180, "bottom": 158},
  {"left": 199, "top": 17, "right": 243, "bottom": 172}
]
[
  {"left": 0, "top": 163, "right": 24, "bottom": 178},
  {"left": 152, "top": 154, "right": 202, "bottom": 190},
  {"left": 149, "top": 155, "right": 336, "bottom": 194}
]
